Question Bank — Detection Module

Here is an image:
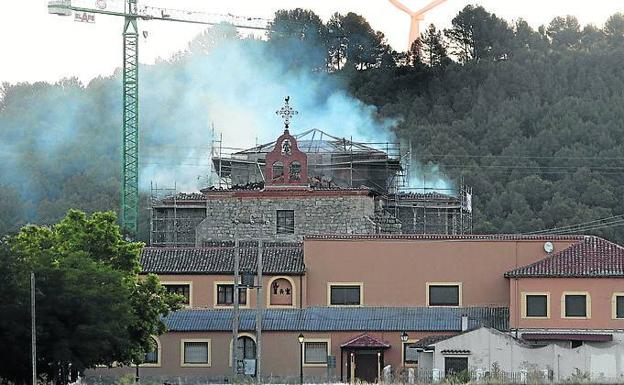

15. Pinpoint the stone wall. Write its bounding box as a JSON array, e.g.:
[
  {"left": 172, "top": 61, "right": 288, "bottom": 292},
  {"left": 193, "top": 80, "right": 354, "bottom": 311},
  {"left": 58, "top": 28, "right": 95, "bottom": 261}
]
[{"left": 195, "top": 194, "right": 377, "bottom": 244}]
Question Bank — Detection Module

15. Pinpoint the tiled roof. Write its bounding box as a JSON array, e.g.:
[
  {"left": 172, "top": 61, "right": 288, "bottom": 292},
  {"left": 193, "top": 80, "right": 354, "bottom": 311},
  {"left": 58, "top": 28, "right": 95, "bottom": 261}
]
[
  {"left": 165, "top": 306, "right": 509, "bottom": 332},
  {"left": 441, "top": 349, "right": 471, "bottom": 355},
  {"left": 505, "top": 236, "right": 624, "bottom": 278},
  {"left": 341, "top": 333, "right": 390, "bottom": 349},
  {"left": 305, "top": 234, "right": 584, "bottom": 241},
  {"left": 140, "top": 245, "right": 304, "bottom": 275}
]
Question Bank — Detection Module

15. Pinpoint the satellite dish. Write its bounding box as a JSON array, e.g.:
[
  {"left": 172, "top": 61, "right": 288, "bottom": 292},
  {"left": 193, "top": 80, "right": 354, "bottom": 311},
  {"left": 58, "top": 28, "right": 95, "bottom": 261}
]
[{"left": 544, "top": 241, "right": 554, "bottom": 254}]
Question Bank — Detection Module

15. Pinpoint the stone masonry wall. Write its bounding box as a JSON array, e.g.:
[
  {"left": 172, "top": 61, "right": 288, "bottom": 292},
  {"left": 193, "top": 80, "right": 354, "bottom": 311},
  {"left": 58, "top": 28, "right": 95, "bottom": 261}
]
[{"left": 195, "top": 195, "right": 377, "bottom": 244}]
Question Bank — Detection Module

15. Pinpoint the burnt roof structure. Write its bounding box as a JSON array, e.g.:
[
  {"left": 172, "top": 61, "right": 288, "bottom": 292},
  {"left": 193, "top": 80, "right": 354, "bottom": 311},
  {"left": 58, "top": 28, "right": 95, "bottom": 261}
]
[{"left": 212, "top": 128, "right": 403, "bottom": 194}]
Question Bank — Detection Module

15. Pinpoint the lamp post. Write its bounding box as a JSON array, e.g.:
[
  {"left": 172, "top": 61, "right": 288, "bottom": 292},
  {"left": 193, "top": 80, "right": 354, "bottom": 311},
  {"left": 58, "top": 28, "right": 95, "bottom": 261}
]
[
  {"left": 400, "top": 331, "right": 409, "bottom": 368},
  {"left": 298, "top": 333, "right": 305, "bottom": 385}
]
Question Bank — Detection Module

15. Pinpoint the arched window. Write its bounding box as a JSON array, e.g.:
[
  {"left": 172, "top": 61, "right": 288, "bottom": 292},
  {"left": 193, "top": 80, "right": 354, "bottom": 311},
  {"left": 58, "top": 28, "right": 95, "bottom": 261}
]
[
  {"left": 144, "top": 336, "right": 160, "bottom": 365},
  {"left": 237, "top": 336, "right": 256, "bottom": 360},
  {"left": 272, "top": 161, "right": 284, "bottom": 182},
  {"left": 289, "top": 161, "right": 302, "bottom": 182},
  {"left": 269, "top": 277, "right": 293, "bottom": 306}
]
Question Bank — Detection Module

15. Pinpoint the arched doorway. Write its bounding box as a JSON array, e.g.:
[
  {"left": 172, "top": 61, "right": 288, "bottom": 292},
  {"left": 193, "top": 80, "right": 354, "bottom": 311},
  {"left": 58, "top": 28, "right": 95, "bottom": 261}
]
[{"left": 233, "top": 335, "right": 257, "bottom": 376}]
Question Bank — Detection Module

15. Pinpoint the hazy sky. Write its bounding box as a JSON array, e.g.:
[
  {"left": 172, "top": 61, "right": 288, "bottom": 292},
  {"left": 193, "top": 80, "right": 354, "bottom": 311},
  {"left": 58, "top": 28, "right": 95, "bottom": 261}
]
[{"left": 1, "top": 0, "right": 622, "bottom": 84}]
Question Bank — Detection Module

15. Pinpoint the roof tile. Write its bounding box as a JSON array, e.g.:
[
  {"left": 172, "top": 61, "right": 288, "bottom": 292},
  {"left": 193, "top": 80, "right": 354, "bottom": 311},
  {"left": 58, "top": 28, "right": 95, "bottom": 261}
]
[
  {"left": 140, "top": 244, "right": 304, "bottom": 275},
  {"left": 505, "top": 236, "right": 624, "bottom": 278}
]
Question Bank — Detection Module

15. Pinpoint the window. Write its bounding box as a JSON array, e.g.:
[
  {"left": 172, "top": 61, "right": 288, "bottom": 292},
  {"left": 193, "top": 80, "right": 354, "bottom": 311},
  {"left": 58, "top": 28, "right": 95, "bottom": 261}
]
[
  {"left": 563, "top": 293, "right": 589, "bottom": 318},
  {"left": 613, "top": 293, "right": 624, "bottom": 319},
  {"left": 181, "top": 340, "right": 211, "bottom": 366},
  {"left": 524, "top": 294, "right": 549, "bottom": 318},
  {"left": 428, "top": 283, "right": 461, "bottom": 306},
  {"left": 236, "top": 336, "right": 256, "bottom": 360},
  {"left": 445, "top": 357, "right": 468, "bottom": 376},
  {"left": 329, "top": 285, "right": 362, "bottom": 306},
  {"left": 276, "top": 210, "right": 294, "bottom": 234},
  {"left": 217, "top": 284, "right": 247, "bottom": 306},
  {"left": 144, "top": 337, "right": 159, "bottom": 364},
  {"left": 304, "top": 342, "right": 328, "bottom": 365},
  {"left": 403, "top": 343, "right": 419, "bottom": 365},
  {"left": 163, "top": 284, "right": 191, "bottom": 305},
  {"left": 142, "top": 337, "right": 160, "bottom": 366}
]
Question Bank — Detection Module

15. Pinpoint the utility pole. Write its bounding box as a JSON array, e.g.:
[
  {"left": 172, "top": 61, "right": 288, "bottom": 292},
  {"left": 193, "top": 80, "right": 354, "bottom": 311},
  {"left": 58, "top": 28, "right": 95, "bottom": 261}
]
[
  {"left": 255, "top": 240, "right": 263, "bottom": 384},
  {"left": 232, "top": 236, "right": 240, "bottom": 378},
  {"left": 31, "top": 273, "right": 37, "bottom": 385}
]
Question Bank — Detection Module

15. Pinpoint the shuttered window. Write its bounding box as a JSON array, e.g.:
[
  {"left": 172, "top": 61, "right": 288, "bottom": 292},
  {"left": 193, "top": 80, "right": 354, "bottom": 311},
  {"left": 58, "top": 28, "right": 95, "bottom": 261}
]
[
  {"left": 304, "top": 342, "right": 328, "bottom": 364},
  {"left": 564, "top": 295, "right": 587, "bottom": 317},
  {"left": 330, "top": 286, "right": 361, "bottom": 305},
  {"left": 184, "top": 342, "right": 209, "bottom": 364},
  {"left": 526, "top": 295, "right": 548, "bottom": 317},
  {"left": 428, "top": 285, "right": 460, "bottom": 306},
  {"left": 617, "top": 296, "right": 624, "bottom": 318},
  {"left": 403, "top": 343, "right": 419, "bottom": 364}
]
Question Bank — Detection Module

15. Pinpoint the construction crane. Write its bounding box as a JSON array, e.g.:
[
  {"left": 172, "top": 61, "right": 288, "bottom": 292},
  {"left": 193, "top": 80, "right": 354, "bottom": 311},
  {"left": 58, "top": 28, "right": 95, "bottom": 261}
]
[
  {"left": 388, "top": 0, "right": 447, "bottom": 51},
  {"left": 48, "top": 0, "right": 270, "bottom": 237}
]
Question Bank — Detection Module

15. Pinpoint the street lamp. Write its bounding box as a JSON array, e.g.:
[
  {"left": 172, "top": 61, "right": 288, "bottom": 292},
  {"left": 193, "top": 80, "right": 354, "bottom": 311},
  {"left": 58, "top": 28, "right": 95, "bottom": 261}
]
[
  {"left": 400, "top": 331, "right": 409, "bottom": 343},
  {"left": 298, "top": 333, "right": 305, "bottom": 385}
]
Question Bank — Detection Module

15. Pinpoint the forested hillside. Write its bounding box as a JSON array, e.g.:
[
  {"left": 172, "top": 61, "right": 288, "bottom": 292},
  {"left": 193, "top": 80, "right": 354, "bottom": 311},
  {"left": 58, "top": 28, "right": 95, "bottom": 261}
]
[{"left": 2, "top": 6, "right": 624, "bottom": 242}]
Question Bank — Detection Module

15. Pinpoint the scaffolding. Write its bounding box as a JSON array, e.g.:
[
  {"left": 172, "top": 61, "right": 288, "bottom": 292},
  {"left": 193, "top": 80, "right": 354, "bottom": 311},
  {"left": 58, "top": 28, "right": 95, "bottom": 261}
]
[
  {"left": 149, "top": 182, "right": 208, "bottom": 247},
  {"left": 384, "top": 185, "right": 473, "bottom": 235},
  {"left": 147, "top": 128, "right": 473, "bottom": 246},
  {"left": 211, "top": 128, "right": 403, "bottom": 193}
]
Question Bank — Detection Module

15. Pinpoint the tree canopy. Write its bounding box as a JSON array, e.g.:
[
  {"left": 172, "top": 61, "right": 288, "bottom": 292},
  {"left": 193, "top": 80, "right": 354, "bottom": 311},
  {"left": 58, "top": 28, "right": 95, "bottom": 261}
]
[{"left": 0, "top": 210, "right": 182, "bottom": 385}]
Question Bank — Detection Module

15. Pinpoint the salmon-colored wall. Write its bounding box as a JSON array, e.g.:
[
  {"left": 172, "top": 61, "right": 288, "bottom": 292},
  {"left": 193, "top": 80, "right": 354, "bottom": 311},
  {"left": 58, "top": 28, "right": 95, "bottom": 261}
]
[
  {"left": 157, "top": 274, "right": 302, "bottom": 309},
  {"left": 509, "top": 277, "right": 624, "bottom": 330},
  {"left": 304, "top": 239, "right": 576, "bottom": 307},
  {"left": 90, "top": 330, "right": 451, "bottom": 380}
]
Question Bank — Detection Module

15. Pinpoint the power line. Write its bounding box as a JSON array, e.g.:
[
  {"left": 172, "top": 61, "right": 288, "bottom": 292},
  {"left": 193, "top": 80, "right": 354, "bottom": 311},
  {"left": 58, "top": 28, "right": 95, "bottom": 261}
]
[{"left": 525, "top": 214, "right": 624, "bottom": 235}]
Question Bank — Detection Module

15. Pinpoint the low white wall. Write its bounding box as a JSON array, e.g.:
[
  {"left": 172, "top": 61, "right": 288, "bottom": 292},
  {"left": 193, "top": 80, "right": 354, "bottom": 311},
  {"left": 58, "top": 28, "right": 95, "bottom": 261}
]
[{"left": 428, "top": 328, "right": 624, "bottom": 382}]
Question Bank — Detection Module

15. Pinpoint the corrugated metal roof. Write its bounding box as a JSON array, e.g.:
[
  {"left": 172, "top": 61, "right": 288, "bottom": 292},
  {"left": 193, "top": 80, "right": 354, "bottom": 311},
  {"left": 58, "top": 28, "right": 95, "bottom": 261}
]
[
  {"left": 505, "top": 236, "right": 624, "bottom": 278},
  {"left": 140, "top": 245, "right": 304, "bottom": 275},
  {"left": 165, "top": 307, "right": 508, "bottom": 332}
]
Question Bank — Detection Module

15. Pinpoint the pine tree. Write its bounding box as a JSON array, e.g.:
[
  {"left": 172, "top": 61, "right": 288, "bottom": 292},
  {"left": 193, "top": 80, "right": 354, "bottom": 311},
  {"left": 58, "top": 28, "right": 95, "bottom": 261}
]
[{"left": 420, "top": 24, "right": 449, "bottom": 67}]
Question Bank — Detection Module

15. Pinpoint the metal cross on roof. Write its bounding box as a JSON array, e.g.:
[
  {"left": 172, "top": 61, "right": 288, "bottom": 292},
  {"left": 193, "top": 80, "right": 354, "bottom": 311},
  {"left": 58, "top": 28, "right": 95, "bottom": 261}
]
[{"left": 275, "top": 96, "right": 298, "bottom": 129}]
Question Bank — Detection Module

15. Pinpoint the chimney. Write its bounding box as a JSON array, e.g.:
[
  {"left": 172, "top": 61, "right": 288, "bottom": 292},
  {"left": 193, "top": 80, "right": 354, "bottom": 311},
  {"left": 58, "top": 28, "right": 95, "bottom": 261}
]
[{"left": 461, "top": 315, "right": 469, "bottom": 332}]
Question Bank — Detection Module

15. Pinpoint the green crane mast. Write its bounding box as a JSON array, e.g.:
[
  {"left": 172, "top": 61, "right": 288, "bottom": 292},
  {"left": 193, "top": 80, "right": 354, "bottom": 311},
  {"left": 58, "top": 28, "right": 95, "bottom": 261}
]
[
  {"left": 122, "top": 0, "right": 139, "bottom": 237},
  {"left": 48, "top": 0, "right": 268, "bottom": 237}
]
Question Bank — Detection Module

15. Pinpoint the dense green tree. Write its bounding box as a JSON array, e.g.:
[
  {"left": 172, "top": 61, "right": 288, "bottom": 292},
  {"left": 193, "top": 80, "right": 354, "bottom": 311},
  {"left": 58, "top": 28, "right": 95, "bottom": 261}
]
[
  {"left": 0, "top": 210, "right": 182, "bottom": 385},
  {"left": 267, "top": 8, "right": 329, "bottom": 70},
  {"left": 547, "top": 16, "right": 582, "bottom": 49},
  {"left": 420, "top": 24, "right": 449, "bottom": 67},
  {"left": 445, "top": 5, "right": 514, "bottom": 62},
  {"left": 326, "top": 12, "right": 393, "bottom": 70},
  {"left": 604, "top": 13, "right": 624, "bottom": 46}
]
